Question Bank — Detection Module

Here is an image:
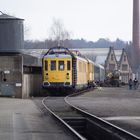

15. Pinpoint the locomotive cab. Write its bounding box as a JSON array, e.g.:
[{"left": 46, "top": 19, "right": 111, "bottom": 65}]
[{"left": 43, "top": 47, "right": 73, "bottom": 89}]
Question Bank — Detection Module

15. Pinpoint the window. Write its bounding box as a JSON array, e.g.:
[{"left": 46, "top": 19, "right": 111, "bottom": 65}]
[
  {"left": 94, "top": 65, "right": 100, "bottom": 73},
  {"left": 79, "top": 62, "right": 82, "bottom": 72},
  {"left": 109, "top": 64, "right": 115, "bottom": 71},
  {"left": 122, "top": 64, "right": 128, "bottom": 71},
  {"left": 124, "top": 56, "right": 126, "bottom": 61},
  {"left": 82, "top": 62, "right": 85, "bottom": 72},
  {"left": 67, "top": 61, "right": 71, "bottom": 70},
  {"left": 51, "top": 60, "right": 56, "bottom": 70},
  {"left": 111, "top": 54, "right": 114, "bottom": 61},
  {"left": 91, "top": 64, "right": 93, "bottom": 73},
  {"left": 89, "top": 64, "right": 93, "bottom": 73},
  {"left": 83, "top": 63, "right": 86, "bottom": 72},
  {"left": 59, "top": 61, "right": 64, "bottom": 70},
  {"left": 94, "top": 65, "right": 100, "bottom": 80},
  {"left": 45, "top": 61, "right": 48, "bottom": 71}
]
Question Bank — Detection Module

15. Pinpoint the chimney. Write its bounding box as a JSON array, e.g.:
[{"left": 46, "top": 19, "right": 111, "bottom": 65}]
[{"left": 133, "top": 0, "right": 140, "bottom": 70}]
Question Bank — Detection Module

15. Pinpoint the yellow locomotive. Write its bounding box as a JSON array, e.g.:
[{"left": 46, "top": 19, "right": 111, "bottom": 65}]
[{"left": 42, "top": 46, "right": 105, "bottom": 92}]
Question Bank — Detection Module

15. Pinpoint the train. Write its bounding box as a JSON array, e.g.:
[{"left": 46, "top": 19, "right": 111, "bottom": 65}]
[
  {"left": 42, "top": 46, "right": 105, "bottom": 92},
  {"left": 105, "top": 70, "right": 120, "bottom": 87}
]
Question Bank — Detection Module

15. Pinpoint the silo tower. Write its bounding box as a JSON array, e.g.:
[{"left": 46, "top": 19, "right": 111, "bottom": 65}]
[
  {"left": 0, "top": 12, "right": 24, "bottom": 98},
  {"left": 0, "top": 11, "right": 24, "bottom": 53}
]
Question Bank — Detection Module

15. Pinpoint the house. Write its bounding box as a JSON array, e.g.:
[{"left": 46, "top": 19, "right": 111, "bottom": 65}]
[
  {"left": 119, "top": 48, "right": 132, "bottom": 83},
  {"left": 105, "top": 47, "right": 118, "bottom": 75},
  {"left": 105, "top": 47, "right": 132, "bottom": 84}
]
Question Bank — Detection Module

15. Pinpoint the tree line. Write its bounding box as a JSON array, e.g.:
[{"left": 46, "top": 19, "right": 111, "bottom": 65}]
[{"left": 24, "top": 38, "right": 131, "bottom": 49}]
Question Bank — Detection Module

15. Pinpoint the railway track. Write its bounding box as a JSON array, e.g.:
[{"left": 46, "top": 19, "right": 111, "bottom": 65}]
[{"left": 35, "top": 91, "right": 140, "bottom": 140}]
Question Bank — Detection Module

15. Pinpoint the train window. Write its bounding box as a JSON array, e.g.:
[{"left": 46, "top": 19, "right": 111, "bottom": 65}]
[
  {"left": 45, "top": 61, "right": 48, "bottom": 71},
  {"left": 51, "top": 60, "right": 56, "bottom": 70},
  {"left": 83, "top": 63, "right": 86, "bottom": 72},
  {"left": 78, "top": 62, "right": 80, "bottom": 72},
  {"left": 67, "top": 61, "right": 71, "bottom": 70},
  {"left": 92, "top": 64, "right": 93, "bottom": 72},
  {"left": 85, "top": 64, "right": 87, "bottom": 72},
  {"left": 79, "top": 62, "right": 82, "bottom": 72},
  {"left": 83, "top": 63, "right": 85, "bottom": 72},
  {"left": 90, "top": 64, "right": 93, "bottom": 73},
  {"left": 59, "top": 61, "right": 64, "bottom": 70}
]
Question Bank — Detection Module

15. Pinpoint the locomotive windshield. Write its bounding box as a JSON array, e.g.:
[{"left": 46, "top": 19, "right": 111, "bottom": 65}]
[
  {"left": 58, "top": 61, "right": 64, "bottom": 71},
  {"left": 51, "top": 60, "right": 56, "bottom": 70}
]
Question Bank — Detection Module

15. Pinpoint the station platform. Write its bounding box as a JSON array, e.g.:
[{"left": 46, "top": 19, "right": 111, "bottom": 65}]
[
  {"left": 0, "top": 98, "right": 77, "bottom": 140},
  {"left": 68, "top": 87, "right": 140, "bottom": 137}
]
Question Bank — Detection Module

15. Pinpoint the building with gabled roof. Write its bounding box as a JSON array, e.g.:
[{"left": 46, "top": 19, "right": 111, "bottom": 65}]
[
  {"left": 105, "top": 47, "right": 132, "bottom": 84},
  {"left": 119, "top": 48, "right": 132, "bottom": 83},
  {"left": 105, "top": 47, "right": 118, "bottom": 75}
]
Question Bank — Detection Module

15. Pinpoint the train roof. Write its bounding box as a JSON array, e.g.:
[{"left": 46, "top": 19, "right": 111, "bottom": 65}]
[
  {"left": 44, "top": 54, "right": 72, "bottom": 58},
  {"left": 88, "top": 59, "right": 104, "bottom": 69},
  {"left": 76, "top": 55, "right": 89, "bottom": 62},
  {"left": 94, "top": 62, "right": 104, "bottom": 69},
  {"left": 42, "top": 46, "right": 105, "bottom": 64},
  {"left": 43, "top": 46, "right": 75, "bottom": 58},
  {"left": 43, "top": 46, "right": 89, "bottom": 60}
]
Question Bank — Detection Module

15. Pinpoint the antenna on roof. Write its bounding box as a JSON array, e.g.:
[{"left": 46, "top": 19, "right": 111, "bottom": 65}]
[{"left": 0, "top": 11, "right": 4, "bottom": 15}]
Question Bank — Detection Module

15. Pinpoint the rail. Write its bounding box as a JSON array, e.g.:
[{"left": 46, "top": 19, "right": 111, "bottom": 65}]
[
  {"left": 41, "top": 89, "right": 140, "bottom": 140},
  {"left": 42, "top": 97, "right": 86, "bottom": 140},
  {"left": 65, "top": 92, "right": 140, "bottom": 140}
]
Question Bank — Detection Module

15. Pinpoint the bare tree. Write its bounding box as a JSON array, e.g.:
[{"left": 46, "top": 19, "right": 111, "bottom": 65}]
[
  {"left": 48, "top": 18, "right": 71, "bottom": 48},
  {"left": 24, "top": 24, "right": 31, "bottom": 41}
]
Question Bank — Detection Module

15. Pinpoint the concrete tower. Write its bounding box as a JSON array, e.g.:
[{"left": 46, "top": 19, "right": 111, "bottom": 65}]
[{"left": 133, "top": 0, "right": 140, "bottom": 70}]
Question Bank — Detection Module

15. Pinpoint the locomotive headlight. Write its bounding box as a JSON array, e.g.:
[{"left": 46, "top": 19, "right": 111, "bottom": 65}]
[{"left": 66, "top": 73, "right": 69, "bottom": 79}]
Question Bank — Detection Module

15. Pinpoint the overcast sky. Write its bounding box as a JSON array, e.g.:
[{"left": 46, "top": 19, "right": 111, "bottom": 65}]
[{"left": 0, "top": 0, "right": 134, "bottom": 41}]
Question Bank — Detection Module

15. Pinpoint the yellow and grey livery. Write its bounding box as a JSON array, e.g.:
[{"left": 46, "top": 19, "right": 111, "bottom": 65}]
[{"left": 42, "top": 46, "right": 105, "bottom": 91}]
